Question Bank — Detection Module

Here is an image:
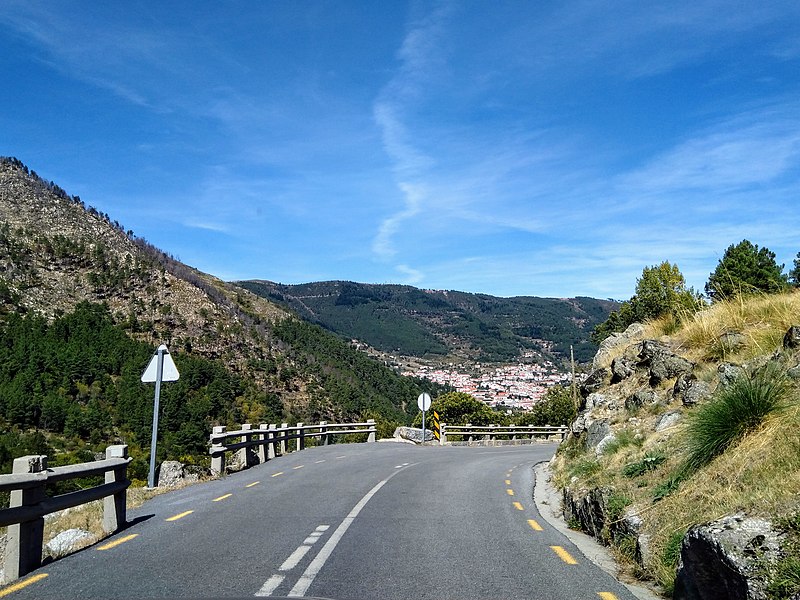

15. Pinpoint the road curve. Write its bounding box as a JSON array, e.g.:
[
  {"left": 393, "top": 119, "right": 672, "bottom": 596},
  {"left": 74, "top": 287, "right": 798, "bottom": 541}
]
[{"left": 1, "top": 442, "right": 636, "bottom": 600}]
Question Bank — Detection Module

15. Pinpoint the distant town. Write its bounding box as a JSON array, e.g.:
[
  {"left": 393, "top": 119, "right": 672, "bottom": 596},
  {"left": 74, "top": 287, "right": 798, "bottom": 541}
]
[{"left": 401, "top": 358, "right": 571, "bottom": 410}]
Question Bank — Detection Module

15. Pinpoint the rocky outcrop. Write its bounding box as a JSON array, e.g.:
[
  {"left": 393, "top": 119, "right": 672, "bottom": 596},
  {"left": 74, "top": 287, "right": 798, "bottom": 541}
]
[
  {"left": 593, "top": 322, "right": 647, "bottom": 370},
  {"left": 674, "top": 515, "right": 785, "bottom": 600},
  {"left": 157, "top": 461, "right": 202, "bottom": 487}
]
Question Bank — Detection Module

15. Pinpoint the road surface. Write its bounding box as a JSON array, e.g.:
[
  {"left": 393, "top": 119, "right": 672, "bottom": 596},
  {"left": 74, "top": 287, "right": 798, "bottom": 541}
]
[{"left": 1, "top": 442, "right": 637, "bottom": 599}]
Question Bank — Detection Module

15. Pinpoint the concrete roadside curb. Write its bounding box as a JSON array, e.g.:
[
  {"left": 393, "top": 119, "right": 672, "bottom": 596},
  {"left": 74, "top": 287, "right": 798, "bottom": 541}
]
[{"left": 533, "top": 462, "right": 662, "bottom": 600}]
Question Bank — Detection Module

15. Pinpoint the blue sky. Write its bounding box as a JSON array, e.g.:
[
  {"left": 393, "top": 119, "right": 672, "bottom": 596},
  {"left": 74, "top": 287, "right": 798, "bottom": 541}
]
[{"left": 1, "top": 1, "right": 799, "bottom": 299}]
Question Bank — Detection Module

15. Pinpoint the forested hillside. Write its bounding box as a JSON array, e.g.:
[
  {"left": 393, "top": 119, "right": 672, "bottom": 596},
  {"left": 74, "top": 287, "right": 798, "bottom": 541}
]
[
  {"left": 0, "top": 157, "right": 441, "bottom": 475},
  {"left": 238, "top": 280, "right": 617, "bottom": 365}
]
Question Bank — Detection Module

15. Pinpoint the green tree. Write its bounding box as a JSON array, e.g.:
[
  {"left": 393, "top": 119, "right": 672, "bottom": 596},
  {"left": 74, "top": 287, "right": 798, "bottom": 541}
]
[
  {"left": 515, "top": 385, "right": 577, "bottom": 427},
  {"left": 790, "top": 252, "right": 800, "bottom": 287},
  {"left": 593, "top": 261, "right": 701, "bottom": 343},
  {"left": 412, "top": 392, "right": 505, "bottom": 427},
  {"left": 705, "top": 240, "right": 789, "bottom": 301}
]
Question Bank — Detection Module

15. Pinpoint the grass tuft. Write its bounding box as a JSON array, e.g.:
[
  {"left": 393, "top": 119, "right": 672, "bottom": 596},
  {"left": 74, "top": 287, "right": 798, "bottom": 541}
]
[{"left": 682, "top": 363, "right": 791, "bottom": 475}]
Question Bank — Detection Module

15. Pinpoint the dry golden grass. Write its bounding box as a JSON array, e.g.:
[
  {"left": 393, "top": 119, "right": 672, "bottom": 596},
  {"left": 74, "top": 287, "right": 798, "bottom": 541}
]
[{"left": 675, "top": 289, "right": 800, "bottom": 362}]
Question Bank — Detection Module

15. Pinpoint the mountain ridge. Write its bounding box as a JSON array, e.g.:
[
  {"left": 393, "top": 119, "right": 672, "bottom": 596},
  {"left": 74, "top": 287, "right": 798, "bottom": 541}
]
[{"left": 237, "top": 279, "right": 618, "bottom": 366}]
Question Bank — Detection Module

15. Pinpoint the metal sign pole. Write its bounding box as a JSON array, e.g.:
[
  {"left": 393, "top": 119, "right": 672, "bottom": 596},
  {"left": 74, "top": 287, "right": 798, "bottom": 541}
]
[
  {"left": 421, "top": 409, "right": 426, "bottom": 447},
  {"left": 147, "top": 347, "right": 165, "bottom": 489}
]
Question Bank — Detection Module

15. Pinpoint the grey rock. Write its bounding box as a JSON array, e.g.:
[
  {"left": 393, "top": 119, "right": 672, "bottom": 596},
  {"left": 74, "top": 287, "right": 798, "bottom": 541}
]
[
  {"left": 626, "top": 388, "right": 655, "bottom": 410},
  {"left": 788, "top": 364, "right": 800, "bottom": 379},
  {"left": 718, "top": 362, "right": 746, "bottom": 387},
  {"left": 611, "top": 355, "right": 637, "bottom": 383},
  {"left": 394, "top": 426, "right": 435, "bottom": 443},
  {"left": 562, "top": 486, "right": 611, "bottom": 540},
  {"left": 595, "top": 434, "right": 617, "bottom": 456},
  {"left": 158, "top": 460, "right": 201, "bottom": 487},
  {"left": 571, "top": 415, "right": 587, "bottom": 434},
  {"left": 674, "top": 373, "right": 713, "bottom": 406},
  {"left": 638, "top": 340, "right": 694, "bottom": 384},
  {"left": 46, "top": 528, "right": 92, "bottom": 557},
  {"left": 585, "top": 392, "right": 609, "bottom": 410},
  {"left": 592, "top": 322, "right": 646, "bottom": 370},
  {"left": 580, "top": 368, "right": 609, "bottom": 400},
  {"left": 784, "top": 325, "right": 800, "bottom": 349},
  {"left": 586, "top": 419, "right": 610, "bottom": 449},
  {"left": 655, "top": 410, "right": 682, "bottom": 432},
  {"left": 674, "top": 514, "right": 785, "bottom": 600}
]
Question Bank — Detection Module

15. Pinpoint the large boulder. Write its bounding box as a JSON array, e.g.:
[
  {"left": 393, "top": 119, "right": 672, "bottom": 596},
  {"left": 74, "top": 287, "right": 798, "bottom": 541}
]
[
  {"left": 394, "top": 426, "right": 435, "bottom": 443},
  {"left": 158, "top": 460, "right": 201, "bottom": 487},
  {"left": 638, "top": 340, "right": 694, "bottom": 385},
  {"left": 674, "top": 514, "right": 785, "bottom": 600}
]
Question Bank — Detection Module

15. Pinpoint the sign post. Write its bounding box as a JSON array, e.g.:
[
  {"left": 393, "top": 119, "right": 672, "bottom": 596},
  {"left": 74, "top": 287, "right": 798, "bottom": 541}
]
[
  {"left": 141, "top": 344, "right": 180, "bottom": 488},
  {"left": 417, "top": 392, "right": 432, "bottom": 446}
]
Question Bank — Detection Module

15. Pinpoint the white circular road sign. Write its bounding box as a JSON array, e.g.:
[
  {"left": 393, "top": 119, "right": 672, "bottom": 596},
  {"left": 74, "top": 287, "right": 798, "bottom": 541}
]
[{"left": 417, "top": 392, "right": 432, "bottom": 412}]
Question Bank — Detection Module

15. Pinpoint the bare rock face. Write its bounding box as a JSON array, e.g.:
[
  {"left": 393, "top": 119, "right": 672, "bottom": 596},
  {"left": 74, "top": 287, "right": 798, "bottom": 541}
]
[
  {"left": 674, "top": 514, "right": 785, "bottom": 600},
  {"left": 593, "top": 322, "right": 647, "bottom": 370},
  {"left": 638, "top": 340, "right": 695, "bottom": 385}
]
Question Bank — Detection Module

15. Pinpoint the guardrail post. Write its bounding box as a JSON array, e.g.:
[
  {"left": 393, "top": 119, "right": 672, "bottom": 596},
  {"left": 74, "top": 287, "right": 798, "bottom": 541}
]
[
  {"left": 268, "top": 424, "right": 277, "bottom": 459},
  {"left": 466, "top": 424, "right": 473, "bottom": 442},
  {"left": 103, "top": 445, "right": 129, "bottom": 533},
  {"left": 319, "top": 421, "right": 329, "bottom": 446},
  {"left": 296, "top": 422, "right": 305, "bottom": 452},
  {"left": 440, "top": 423, "right": 447, "bottom": 445},
  {"left": 257, "top": 424, "right": 268, "bottom": 463},
  {"left": 280, "top": 423, "right": 288, "bottom": 455},
  {"left": 367, "top": 419, "right": 376, "bottom": 443},
  {"left": 486, "top": 424, "right": 495, "bottom": 443},
  {"left": 4, "top": 455, "right": 47, "bottom": 582},
  {"left": 210, "top": 425, "right": 227, "bottom": 476},
  {"left": 238, "top": 424, "right": 254, "bottom": 467}
]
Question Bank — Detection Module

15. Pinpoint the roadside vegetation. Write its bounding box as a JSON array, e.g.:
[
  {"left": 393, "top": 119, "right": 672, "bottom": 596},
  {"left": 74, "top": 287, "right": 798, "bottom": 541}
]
[{"left": 554, "top": 239, "right": 800, "bottom": 597}]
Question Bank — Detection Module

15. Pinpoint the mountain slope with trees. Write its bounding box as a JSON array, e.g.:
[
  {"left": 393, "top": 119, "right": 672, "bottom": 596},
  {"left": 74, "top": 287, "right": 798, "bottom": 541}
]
[
  {"left": 0, "top": 157, "right": 441, "bottom": 474},
  {"left": 237, "top": 280, "right": 618, "bottom": 365}
]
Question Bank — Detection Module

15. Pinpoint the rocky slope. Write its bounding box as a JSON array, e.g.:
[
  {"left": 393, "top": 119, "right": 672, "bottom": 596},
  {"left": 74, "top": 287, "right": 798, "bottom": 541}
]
[
  {"left": 551, "top": 296, "right": 800, "bottom": 599},
  {"left": 0, "top": 157, "right": 431, "bottom": 422}
]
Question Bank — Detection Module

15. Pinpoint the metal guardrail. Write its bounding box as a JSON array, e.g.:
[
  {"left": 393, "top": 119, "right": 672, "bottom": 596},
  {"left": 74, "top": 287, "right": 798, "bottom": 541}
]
[
  {"left": 439, "top": 424, "right": 568, "bottom": 444},
  {"left": 0, "top": 444, "right": 131, "bottom": 583},
  {"left": 209, "top": 420, "right": 377, "bottom": 476}
]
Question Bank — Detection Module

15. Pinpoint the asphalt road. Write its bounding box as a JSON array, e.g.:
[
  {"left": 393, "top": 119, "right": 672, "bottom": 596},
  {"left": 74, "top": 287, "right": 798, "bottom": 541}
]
[{"left": 1, "top": 442, "right": 637, "bottom": 600}]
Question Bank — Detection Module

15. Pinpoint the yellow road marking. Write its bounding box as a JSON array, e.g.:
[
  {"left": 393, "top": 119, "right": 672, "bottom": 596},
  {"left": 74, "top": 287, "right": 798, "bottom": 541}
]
[
  {"left": 505, "top": 479, "right": 511, "bottom": 485},
  {"left": 513, "top": 502, "right": 524, "bottom": 511},
  {"left": 213, "top": 493, "right": 232, "bottom": 502},
  {"left": 246, "top": 481, "right": 260, "bottom": 488},
  {"left": 506, "top": 489, "right": 514, "bottom": 496},
  {"left": 0, "top": 573, "right": 48, "bottom": 597},
  {"left": 272, "top": 472, "right": 284, "bottom": 477},
  {"left": 98, "top": 534, "right": 138, "bottom": 550},
  {"left": 551, "top": 545, "right": 578, "bottom": 564},
  {"left": 293, "top": 465, "right": 305, "bottom": 470},
  {"left": 528, "top": 519, "right": 544, "bottom": 531},
  {"left": 598, "top": 593, "right": 619, "bottom": 600},
  {"left": 166, "top": 510, "right": 194, "bottom": 522}
]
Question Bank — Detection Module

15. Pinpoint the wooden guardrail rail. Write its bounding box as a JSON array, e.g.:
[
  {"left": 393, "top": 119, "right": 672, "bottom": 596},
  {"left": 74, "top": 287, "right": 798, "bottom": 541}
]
[
  {"left": 439, "top": 424, "right": 568, "bottom": 444},
  {"left": 0, "top": 444, "right": 131, "bottom": 583},
  {"left": 209, "top": 420, "right": 377, "bottom": 476}
]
